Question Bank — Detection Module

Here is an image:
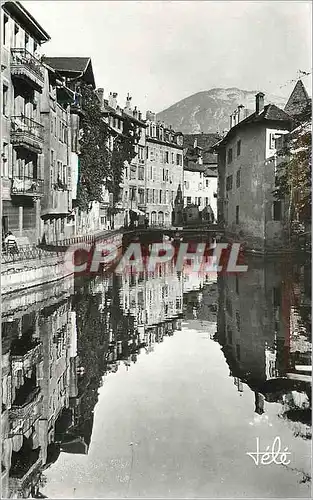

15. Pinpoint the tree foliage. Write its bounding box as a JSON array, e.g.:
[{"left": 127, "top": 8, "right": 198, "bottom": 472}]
[
  {"left": 76, "top": 84, "right": 111, "bottom": 211},
  {"left": 107, "top": 118, "right": 141, "bottom": 215},
  {"left": 273, "top": 110, "right": 311, "bottom": 234},
  {"left": 75, "top": 83, "right": 140, "bottom": 213}
]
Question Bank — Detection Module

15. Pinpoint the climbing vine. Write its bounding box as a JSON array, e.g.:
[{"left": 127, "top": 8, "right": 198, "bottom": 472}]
[
  {"left": 273, "top": 107, "right": 311, "bottom": 239},
  {"left": 75, "top": 83, "right": 140, "bottom": 214},
  {"left": 107, "top": 117, "right": 141, "bottom": 215},
  {"left": 76, "top": 83, "right": 111, "bottom": 211}
]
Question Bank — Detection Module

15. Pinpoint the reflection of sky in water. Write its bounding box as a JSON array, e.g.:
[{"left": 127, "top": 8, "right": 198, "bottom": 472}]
[
  {"left": 42, "top": 264, "right": 311, "bottom": 499},
  {"left": 2, "top": 258, "right": 311, "bottom": 499}
]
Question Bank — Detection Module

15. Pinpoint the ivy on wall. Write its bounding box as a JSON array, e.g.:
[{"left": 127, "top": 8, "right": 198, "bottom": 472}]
[{"left": 75, "top": 83, "right": 140, "bottom": 214}]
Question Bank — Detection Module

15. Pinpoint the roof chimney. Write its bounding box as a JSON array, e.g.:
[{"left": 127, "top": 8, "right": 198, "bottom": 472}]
[
  {"left": 255, "top": 92, "right": 265, "bottom": 114},
  {"left": 108, "top": 91, "right": 118, "bottom": 109},
  {"left": 237, "top": 104, "right": 244, "bottom": 123}
]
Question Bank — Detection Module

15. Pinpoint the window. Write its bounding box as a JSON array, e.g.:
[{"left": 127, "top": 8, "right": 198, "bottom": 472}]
[
  {"left": 227, "top": 148, "right": 233, "bottom": 164},
  {"left": 205, "top": 197, "right": 208, "bottom": 206},
  {"left": 237, "top": 140, "right": 241, "bottom": 156},
  {"left": 235, "top": 205, "right": 239, "bottom": 224},
  {"left": 269, "top": 133, "right": 276, "bottom": 150},
  {"left": 226, "top": 175, "right": 233, "bottom": 191},
  {"left": 54, "top": 117, "right": 57, "bottom": 137},
  {"left": 2, "top": 85, "right": 8, "bottom": 117},
  {"left": 138, "top": 188, "right": 145, "bottom": 204},
  {"left": 273, "top": 200, "right": 282, "bottom": 221},
  {"left": 236, "top": 344, "right": 241, "bottom": 361},
  {"left": 152, "top": 189, "right": 156, "bottom": 203},
  {"left": 3, "top": 15, "right": 8, "bottom": 45},
  {"left": 176, "top": 153, "right": 182, "bottom": 166},
  {"left": 205, "top": 179, "right": 209, "bottom": 188},
  {"left": 165, "top": 151, "right": 169, "bottom": 163},
  {"left": 130, "top": 165, "right": 137, "bottom": 180},
  {"left": 236, "top": 169, "right": 241, "bottom": 188},
  {"left": 184, "top": 180, "right": 189, "bottom": 189},
  {"left": 273, "top": 286, "right": 281, "bottom": 307},
  {"left": 138, "top": 146, "right": 145, "bottom": 161},
  {"left": 25, "top": 33, "right": 30, "bottom": 51},
  {"left": 236, "top": 311, "right": 240, "bottom": 331},
  {"left": 146, "top": 188, "right": 149, "bottom": 203},
  {"left": 14, "top": 24, "right": 19, "bottom": 47},
  {"left": 1, "top": 142, "right": 9, "bottom": 177},
  {"left": 171, "top": 152, "right": 174, "bottom": 164},
  {"left": 138, "top": 165, "right": 144, "bottom": 180},
  {"left": 159, "top": 190, "right": 162, "bottom": 203},
  {"left": 187, "top": 196, "right": 191, "bottom": 205}
]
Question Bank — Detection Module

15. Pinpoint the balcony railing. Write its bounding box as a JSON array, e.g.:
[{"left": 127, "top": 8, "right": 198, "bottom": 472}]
[
  {"left": 11, "top": 48, "right": 44, "bottom": 89},
  {"left": 11, "top": 115, "right": 44, "bottom": 152},
  {"left": 11, "top": 176, "right": 44, "bottom": 197},
  {"left": 9, "top": 387, "right": 41, "bottom": 421}
]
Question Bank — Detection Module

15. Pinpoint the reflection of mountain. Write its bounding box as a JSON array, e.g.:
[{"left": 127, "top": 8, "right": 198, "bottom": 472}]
[{"left": 215, "top": 257, "right": 311, "bottom": 439}]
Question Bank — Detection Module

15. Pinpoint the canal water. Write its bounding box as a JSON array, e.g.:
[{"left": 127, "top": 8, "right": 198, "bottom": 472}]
[{"left": 1, "top": 251, "right": 311, "bottom": 498}]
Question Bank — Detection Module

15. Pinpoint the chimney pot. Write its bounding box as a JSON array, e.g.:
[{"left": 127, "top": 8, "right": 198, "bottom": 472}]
[{"left": 256, "top": 92, "right": 265, "bottom": 114}]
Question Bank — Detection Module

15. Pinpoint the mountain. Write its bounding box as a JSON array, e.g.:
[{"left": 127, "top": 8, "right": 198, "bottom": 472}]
[{"left": 157, "top": 88, "right": 287, "bottom": 134}]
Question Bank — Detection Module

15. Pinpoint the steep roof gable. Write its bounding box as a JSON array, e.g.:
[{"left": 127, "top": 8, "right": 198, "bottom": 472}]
[
  {"left": 43, "top": 57, "right": 95, "bottom": 88},
  {"left": 284, "top": 80, "right": 311, "bottom": 117}
]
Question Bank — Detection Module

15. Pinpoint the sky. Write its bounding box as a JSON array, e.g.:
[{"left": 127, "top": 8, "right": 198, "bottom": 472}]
[{"left": 23, "top": 1, "right": 312, "bottom": 114}]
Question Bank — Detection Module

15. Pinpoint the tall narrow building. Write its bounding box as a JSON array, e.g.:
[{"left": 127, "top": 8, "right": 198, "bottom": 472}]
[{"left": 1, "top": 1, "right": 50, "bottom": 244}]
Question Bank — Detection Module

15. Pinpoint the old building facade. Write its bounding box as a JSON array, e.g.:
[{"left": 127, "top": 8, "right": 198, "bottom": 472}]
[
  {"left": 215, "top": 93, "right": 292, "bottom": 252},
  {"left": 183, "top": 134, "right": 218, "bottom": 220},
  {"left": 145, "top": 112, "right": 184, "bottom": 226},
  {"left": 1, "top": 1, "right": 50, "bottom": 244}
]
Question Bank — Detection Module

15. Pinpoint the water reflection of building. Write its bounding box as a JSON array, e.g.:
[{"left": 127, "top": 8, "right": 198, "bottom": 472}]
[
  {"left": 216, "top": 257, "right": 311, "bottom": 434},
  {"left": 118, "top": 261, "right": 183, "bottom": 358},
  {"left": 1, "top": 278, "right": 76, "bottom": 498}
]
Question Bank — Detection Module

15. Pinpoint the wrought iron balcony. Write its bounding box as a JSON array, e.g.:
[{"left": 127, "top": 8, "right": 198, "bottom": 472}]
[
  {"left": 11, "top": 115, "right": 44, "bottom": 152},
  {"left": 9, "top": 387, "right": 41, "bottom": 421},
  {"left": 11, "top": 48, "right": 45, "bottom": 91},
  {"left": 11, "top": 176, "right": 44, "bottom": 197}
]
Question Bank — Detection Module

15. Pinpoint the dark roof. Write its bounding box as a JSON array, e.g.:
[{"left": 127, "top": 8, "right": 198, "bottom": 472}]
[
  {"left": 204, "top": 167, "right": 218, "bottom": 178},
  {"left": 43, "top": 57, "right": 96, "bottom": 88},
  {"left": 284, "top": 80, "right": 311, "bottom": 118},
  {"left": 184, "top": 133, "right": 219, "bottom": 164},
  {"left": 213, "top": 104, "right": 292, "bottom": 149},
  {"left": 44, "top": 57, "right": 90, "bottom": 73},
  {"left": 184, "top": 162, "right": 207, "bottom": 173},
  {"left": 3, "top": 1, "right": 50, "bottom": 42}
]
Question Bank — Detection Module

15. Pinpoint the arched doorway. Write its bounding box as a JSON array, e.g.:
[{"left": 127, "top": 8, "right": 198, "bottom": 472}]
[
  {"left": 151, "top": 211, "right": 156, "bottom": 225},
  {"left": 158, "top": 211, "right": 164, "bottom": 226}
]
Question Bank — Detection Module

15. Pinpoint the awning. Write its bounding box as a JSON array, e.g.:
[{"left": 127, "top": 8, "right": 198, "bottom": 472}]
[{"left": 130, "top": 208, "right": 145, "bottom": 216}]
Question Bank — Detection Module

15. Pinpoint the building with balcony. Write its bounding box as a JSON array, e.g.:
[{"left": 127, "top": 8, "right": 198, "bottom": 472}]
[
  {"left": 1, "top": 280, "right": 77, "bottom": 498},
  {"left": 42, "top": 56, "right": 100, "bottom": 238},
  {"left": 1, "top": 1, "right": 50, "bottom": 244},
  {"left": 39, "top": 62, "right": 78, "bottom": 243},
  {"left": 96, "top": 89, "right": 147, "bottom": 229},
  {"left": 145, "top": 113, "right": 184, "bottom": 226}
]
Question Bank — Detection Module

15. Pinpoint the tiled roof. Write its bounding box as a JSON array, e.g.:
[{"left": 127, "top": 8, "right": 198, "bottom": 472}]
[
  {"left": 44, "top": 57, "right": 90, "bottom": 73},
  {"left": 184, "top": 133, "right": 219, "bottom": 165},
  {"left": 184, "top": 162, "right": 207, "bottom": 173},
  {"left": 213, "top": 103, "right": 292, "bottom": 149},
  {"left": 284, "top": 80, "right": 311, "bottom": 118}
]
